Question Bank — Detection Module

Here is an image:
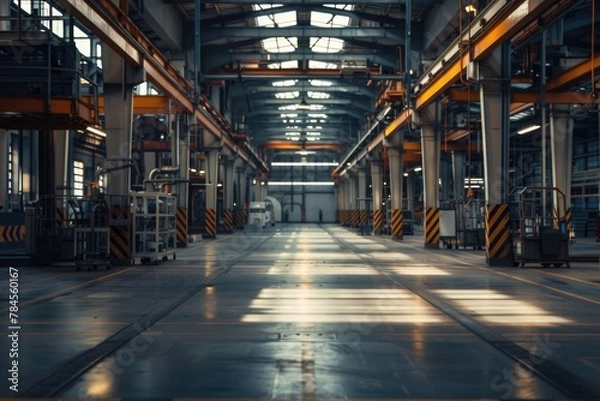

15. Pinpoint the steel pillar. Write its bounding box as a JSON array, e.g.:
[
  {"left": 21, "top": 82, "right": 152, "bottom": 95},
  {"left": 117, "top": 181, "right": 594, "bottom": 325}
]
[
  {"left": 348, "top": 175, "right": 357, "bottom": 226},
  {"left": 386, "top": 132, "right": 404, "bottom": 240},
  {"left": 203, "top": 148, "right": 219, "bottom": 238},
  {"left": 235, "top": 165, "right": 248, "bottom": 228},
  {"left": 0, "top": 0, "right": 9, "bottom": 31},
  {"left": 370, "top": 157, "right": 383, "bottom": 234},
  {"left": 420, "top": 104, "right": 440, "bottom": 248},
  {"left": 222, "top": 157, "right": 235, "bottom": 232},
  {"left": 406, "top": 171, "right": 414, "bottom": 212},
  {"left": 175, "top": 115, "right": 190, "bottom": 247},
  {"left": 550, "top": 104, "right": 573, "bottom": 208},
  {"left": 357, "top": 165, "right": 368, "bottom": 225},
  {"left": 479, "top": 45, "right": 512, "bottom": 266},
  {"left": 0, "top": 130, "right": 8, "bottom": 210},
  {"left": 54, "top": 130, "right": 70, "bottom": 197},
  {"left": 452, "top": 151, "right": 466, "bottom": 201}
]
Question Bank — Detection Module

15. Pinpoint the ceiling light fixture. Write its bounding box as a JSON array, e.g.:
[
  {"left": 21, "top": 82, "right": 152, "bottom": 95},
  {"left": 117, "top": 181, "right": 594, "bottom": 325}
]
[
  {"left": 86, "top": 126, "right": 107, "bottom": 137},
  {"left": 517, "top": 124, "right": 540, "bottom": 135}
]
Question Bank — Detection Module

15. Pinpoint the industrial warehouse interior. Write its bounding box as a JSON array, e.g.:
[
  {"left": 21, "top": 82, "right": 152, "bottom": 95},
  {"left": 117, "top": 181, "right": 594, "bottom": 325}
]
[{"left": 0, "top": 0, "right": 600, "bottom": 399}]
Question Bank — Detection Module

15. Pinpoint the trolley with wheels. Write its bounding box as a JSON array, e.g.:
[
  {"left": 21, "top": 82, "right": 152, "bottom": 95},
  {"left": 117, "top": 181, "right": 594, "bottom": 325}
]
[
  {"left": 74, "top": 227, "right": 112, "bottom": 271},
  {"left": 510, "top": 186, "right": 570, "bottom": 268}
]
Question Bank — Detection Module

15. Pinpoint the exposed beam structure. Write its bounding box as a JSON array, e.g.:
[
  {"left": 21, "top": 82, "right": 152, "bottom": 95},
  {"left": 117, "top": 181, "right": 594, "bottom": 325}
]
[
  {"left": 54, "top": 0, "right": 267, "bottom": 172},
  {"left": 201, "top": 27, "right": 404, "bottom": 44}
]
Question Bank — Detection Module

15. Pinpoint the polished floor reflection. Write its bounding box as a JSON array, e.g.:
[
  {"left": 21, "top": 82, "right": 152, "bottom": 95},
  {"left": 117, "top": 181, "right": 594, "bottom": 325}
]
[{"left": 1, "top": 223, "right": 600, "bottom": 400}]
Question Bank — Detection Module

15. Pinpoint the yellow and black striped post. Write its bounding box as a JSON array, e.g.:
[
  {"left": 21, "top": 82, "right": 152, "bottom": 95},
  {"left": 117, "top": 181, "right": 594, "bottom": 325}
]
[
  {"left": 485, "top": 204, "right": 512, "bottom": 266},
  {"left": 391, "top": 209, "right": 403, "bottom": 240},
  {"left": 223, "top": 209, "right": 234, "bottom": 232},
  {"left": 55, "top": 207, "right": 66, "bottom": 228},
  {"left": 204, "top": 208, "right": 217, "bottom": 238},
  {"left": 109, "top": 204, "right": 130, "bottom": 264},
  {"left": 236, "top": 209, "right": 246, "bottom": 229},
  {"left": 352, "top": 210, "right": 359, "bottom": 227},
  {"left": 359, "top": 209, "right": 368, "bottom": 226},
  {"left": 176, "top": 207, "right": 188, "bottom": 247},
  {"left": 424, "top": 207, "right": 440, "bottom": 248},
  {"left": 301, "top": 209, "right": 306, "bottom": 223},
  {"left": 341, "top": 210, "right": 347, "bottom": 225},
  {"left": 373, "top": 209, "right": 384, "bottom": 234}
]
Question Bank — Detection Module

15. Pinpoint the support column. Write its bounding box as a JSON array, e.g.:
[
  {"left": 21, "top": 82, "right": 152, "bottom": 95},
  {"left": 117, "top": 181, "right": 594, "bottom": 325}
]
[
  {"left": 452, "top": 151, "right": 466, "bottom": 202},
  {"left": 235, "top": 165, "right": 247, "bottom": 228},
  {"left": 176, "top": 116, "right": 191, "bottom": 247},
  {"left": 348, "top": 175, "right": 357, "bottom": 227},
  {"left": 53, "top": 130, "right": 70, "bottom": 197},
  {"left": 479, "top": 45, "right": 512, "bottom": 266},
  {"left": 385, "top": 132, "right": 404, "bottom": 240},
  {"left": 406, "top": 171, "right": 414, "bottom": 212},
  {"left": 550, "top": 104, "right": 573, "bottom": 231},
  {"left": 222, "top": 156, "right": 235, "bottom": 233},
  {"left": 357, "top": 165, "right": 368, "bottom": 226},
  {"left": 0, "top": 130, "right": 8, "bottom": 211},
  {"left": 203, "top": 134, "right": 221, "bottom": 238},
  {"left": 0, "top": 0, "right": 9, "bottom": 31},
  {"left": 419, "top": 103, "right": 440, "bottom": 248},
  {"left": 101, "top": 41, "right": 142, "bottom": 196},
  {"left": 371, "top": 155, "right": 384, "bottom": 234}
]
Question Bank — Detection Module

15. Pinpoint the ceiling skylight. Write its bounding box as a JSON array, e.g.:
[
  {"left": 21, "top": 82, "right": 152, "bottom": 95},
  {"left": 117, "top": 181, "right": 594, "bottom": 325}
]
[
  {"left": 262, "top": 37, "right": 297, "bottom": 53},
  {"left": 308, "top": 91, "right": 330, "bottom": 99},
  {"left": 276, "top": 91, "right": 299, "bottom": 99},
  {"left": 309, "top": 60, "right": 339, "bottom": 69},
  {"left": 311, "top": 37, "right": 345, "bottom": 53},
  {"left": 273, "top": 79, "right": 297, "bottom": 87},
  {"left": 311, "top": 11, "right": 350, "bottom": 28},
  {"left": 310, "top": 79, "right": 333, "bottom": 87},
  {"left": 268, "top": 61, "right": 299, "bottom": 69},
  {"left": 255, "top": 10, "right": 296, "bottom": 27}
]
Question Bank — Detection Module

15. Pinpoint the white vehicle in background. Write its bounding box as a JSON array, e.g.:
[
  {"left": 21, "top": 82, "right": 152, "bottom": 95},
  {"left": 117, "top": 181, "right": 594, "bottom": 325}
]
[{"left": 247, "top": 201, "right": 274, "bottom": 228}]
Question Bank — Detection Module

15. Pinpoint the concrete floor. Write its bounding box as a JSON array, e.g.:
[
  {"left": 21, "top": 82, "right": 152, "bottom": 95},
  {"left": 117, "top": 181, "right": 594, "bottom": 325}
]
[{"left": 1, "top": 223, "right": 600, "bottom": 400}]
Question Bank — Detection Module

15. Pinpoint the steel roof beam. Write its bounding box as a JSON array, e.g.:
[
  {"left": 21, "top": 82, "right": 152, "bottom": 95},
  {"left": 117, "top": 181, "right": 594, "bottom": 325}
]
[
  {"left": 201, "top": 27, "right": 404, "bottom": 44},
  {"left": 203, "top": 50, "right": 397, "bottom": 70},
  {"left": 53, "top": 0, "right": 267, "bottom": 172}
]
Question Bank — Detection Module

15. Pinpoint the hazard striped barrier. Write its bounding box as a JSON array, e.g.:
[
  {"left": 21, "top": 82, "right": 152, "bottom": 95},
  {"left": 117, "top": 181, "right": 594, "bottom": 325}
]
[
  {"left": 352, "top": 210, "right": 359, "bottom": 227},
  {"left": 424, "top": 207, "right": 440, "bottom": 246},
  {"left": 204, "top": 208, "right": 217, "bottom": 238},
  {"left": 223, "top": 209, "right": 234, "bottom": 232},
  {"left": 236, "top": 209, "right": 246, "bottom": 229},
  {"left": 109, "top": 204, "right": 130, "bottom": 262},
  {"left": 485, "top": 204, "right": 511, "bottom": 261},
  {"left": 176, "top": 207, "right": 188, "bottom": 247},
  {"left": 373, "top": 209, "right": 384, "bottom": 234},
  {"left": 359, "top": 210, "right": 368, "bottom": 226},
  {"left": 391, "top": 209, "right": 403, "bottom": 239},
  {"left": 0, "top": 225, "right": 26, "bottom": 243}
]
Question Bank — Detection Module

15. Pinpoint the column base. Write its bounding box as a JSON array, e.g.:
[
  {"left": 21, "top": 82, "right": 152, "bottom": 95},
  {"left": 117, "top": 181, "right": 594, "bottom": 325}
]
[
  {"left": 424, "top": 242, "right": 439, "bottom": 249},
  {"left": 202, "top": 234, "right": 217, "bottom": 239},
  {"left": 392, "top": 235, "right": 404, "bottom": 241}
]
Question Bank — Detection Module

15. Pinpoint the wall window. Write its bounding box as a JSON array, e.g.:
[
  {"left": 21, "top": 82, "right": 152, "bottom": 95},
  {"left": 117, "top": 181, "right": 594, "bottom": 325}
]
[{"left": 73, "top": 160, "right": 84, "bottom": 198}]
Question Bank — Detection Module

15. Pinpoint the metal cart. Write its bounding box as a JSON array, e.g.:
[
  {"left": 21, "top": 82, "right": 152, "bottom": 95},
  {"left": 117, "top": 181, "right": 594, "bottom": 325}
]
[
  {"left": 74, "top": 227, "right": 111, "bottom": 271},
  {"left": 132, "top": 192, "right": 177, "bottom": 264},
  {"left": 510, "top": 186, "right": 570, "bottom": 268},
  {"left": 456, "top": 199, "right": 485, "bottom": 249}
]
